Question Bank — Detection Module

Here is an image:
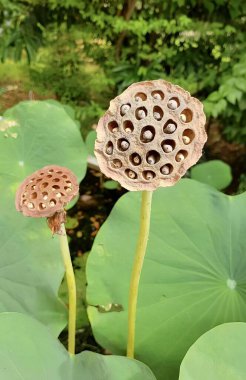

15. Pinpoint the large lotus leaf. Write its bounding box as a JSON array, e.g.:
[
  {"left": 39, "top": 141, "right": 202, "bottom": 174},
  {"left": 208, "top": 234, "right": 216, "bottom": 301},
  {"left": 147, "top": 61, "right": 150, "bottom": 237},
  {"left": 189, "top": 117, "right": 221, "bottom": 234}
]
[
  {"left": 0, "top": 100, "right": 87, "bottom": 335},
  {"left": 0, "top": 100, "right": 87, "bottom": 188},
  {"left": 86, "top": 179, "right": 246, "bottom": 380},
  {"left": 0, "top": 312, "right": 156, "bottom": 380},
  {"left": 179, "top": 323, "right": 246, "bottom": 380}
]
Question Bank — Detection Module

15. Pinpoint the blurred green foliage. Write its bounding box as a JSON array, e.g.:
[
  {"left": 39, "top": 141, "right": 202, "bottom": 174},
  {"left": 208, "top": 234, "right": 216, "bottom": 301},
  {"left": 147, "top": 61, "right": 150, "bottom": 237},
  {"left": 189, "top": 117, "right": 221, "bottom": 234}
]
[{"left": 0, "top": 0, "right": 245, "bottom": 142}]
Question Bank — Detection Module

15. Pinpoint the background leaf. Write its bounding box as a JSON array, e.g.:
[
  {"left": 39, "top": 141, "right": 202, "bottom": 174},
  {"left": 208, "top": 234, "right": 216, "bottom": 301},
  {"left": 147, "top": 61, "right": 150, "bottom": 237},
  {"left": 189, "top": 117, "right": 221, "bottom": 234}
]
[
  {"left": 0, "top": 100, "right": 87, "bottom": 335},
  {"left": 179, "top": 323, "right": 246, "bottom": 380},
  {"left": 86, "top": 179, "right": 246, "bottom": 379},
  {"left": 190, "top": 160, "right": 232, "bottom": 190},
  {"left": 0, "top": 312, "right": 156, "bottom": 380}
]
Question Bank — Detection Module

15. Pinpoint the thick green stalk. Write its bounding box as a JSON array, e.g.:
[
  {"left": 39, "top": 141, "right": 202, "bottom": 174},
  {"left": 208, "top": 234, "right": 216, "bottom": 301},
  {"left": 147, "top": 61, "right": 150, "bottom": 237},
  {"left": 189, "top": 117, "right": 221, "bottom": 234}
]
[
  {"left": 59, "top": 223, "right": 76, "bottom": 355},
  {"left": 127, "top": 190, "right": 153, "bottom": 358}
]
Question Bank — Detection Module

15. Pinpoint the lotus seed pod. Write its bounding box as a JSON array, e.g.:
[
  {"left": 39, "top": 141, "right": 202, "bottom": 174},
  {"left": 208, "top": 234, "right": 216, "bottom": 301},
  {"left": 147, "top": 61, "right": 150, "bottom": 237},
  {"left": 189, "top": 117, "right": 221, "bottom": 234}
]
[
  {"left": 15, "top": 165, "right": 79, "bottom": 234},
  {"left": 95, "top": 79, "right": 207, "bottom": 191}
]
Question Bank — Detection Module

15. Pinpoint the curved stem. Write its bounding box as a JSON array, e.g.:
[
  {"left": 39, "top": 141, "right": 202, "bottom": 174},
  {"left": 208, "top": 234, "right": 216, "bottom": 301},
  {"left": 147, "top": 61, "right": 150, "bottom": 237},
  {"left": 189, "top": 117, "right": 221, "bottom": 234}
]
[
  {"left": 127, "top": 190, "right": 153, "bottom": 358},
  {"left": 59, "top": 223, "right": 76, "bottom": 355}
]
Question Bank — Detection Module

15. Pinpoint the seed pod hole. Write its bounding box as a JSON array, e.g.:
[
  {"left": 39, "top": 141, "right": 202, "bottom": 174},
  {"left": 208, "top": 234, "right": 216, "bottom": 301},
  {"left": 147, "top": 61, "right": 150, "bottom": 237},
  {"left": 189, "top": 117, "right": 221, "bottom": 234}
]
[
  {"left": 117, "top": 138, "right": 130, "bottom": 151},
  {"left": 105, "top": 141, "right": 114, "bottom": 155},
  {"left": 135, "top": 92, "right": 147, "bottom": 102},
  {"left": 167, "top": 97, "right": 180, "bottom": 110},
  {"left": 163, "top": 120, "right": 177, "bottom": 134},
  {"left": 39, "top": 203, "right": 46, "bottom": 210},
  {"left": 27, "top": 202, "right": 34, "bottom": 209},
  {"left": 48, "top": 169, "right": 54, "bottom": 173},
  {"left": 111, "top": 159, "right": 122, "bottom": 169},
  {"left": 49, "top": 199, "right": 56, "bottom": 207},
  {"left": 125, "top": 169, "right": 137, "bottom": 179},
  {"left": 130, "top": 153, "right": 142, "bottom": 166},
  {"left": 123, "top": 120, "right": 134, "bottom": 133},
  {"left": 180, "top": 108, "right": 193, "bottom": 123},
  {"left": 153, "top": 106, "right": 164, "bottom": 121},
  {"left": 120, "top": 104, "right": 131, "bottom": 116},
  {"left": 52, "top": 185, "right": 60, "bottom": 190},
  {"left": 151, "top": 90, "right": 164, "bottom": 100},
  {"left": 30, "top": 192, "right": 37, "bottom": 199},
  {"left": 146, "top": 150, "right": 160, "bottom": 165},
  {"left": 160, "top": 164, "right": 173, "bottom": 175},
  {"left": 41, "top": 182, "right": 48, "bottom": 189},
  {"left": 52, "top": 178, "right": 60, "bottom": 183},
  {"left": 108, "top": 120, "right": 119, "bottom": 133},
  {"left": 162, "top": 139, "right": 176, "bottom": 153},
  {"left": 182, "top": 129, "right": 195, "bottom": 144},
  {"left": 136, "top": 107, "right": 147, "bottom": 120},
  {"left": 176, "top": 150, "right": 188, "bottom": 162},
  {"left": 62, "top": 175, "right": 68, "bottom": 178},
  {"left": 140, "top": 126, "right": 155, "bottom": 143},
  {"left": 142, "top": 170, "right": 156, "bottom": 180}
]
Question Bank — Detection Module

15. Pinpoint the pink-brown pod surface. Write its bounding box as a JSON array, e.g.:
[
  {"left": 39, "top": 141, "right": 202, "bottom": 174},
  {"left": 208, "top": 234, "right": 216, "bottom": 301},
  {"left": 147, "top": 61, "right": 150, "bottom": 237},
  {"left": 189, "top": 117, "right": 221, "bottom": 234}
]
[
  {"left": 95, "top": 79, "right": 207, "bottom": 191},
  {"left": 15, "top": 165, "right": 79, "bottom": 218}
]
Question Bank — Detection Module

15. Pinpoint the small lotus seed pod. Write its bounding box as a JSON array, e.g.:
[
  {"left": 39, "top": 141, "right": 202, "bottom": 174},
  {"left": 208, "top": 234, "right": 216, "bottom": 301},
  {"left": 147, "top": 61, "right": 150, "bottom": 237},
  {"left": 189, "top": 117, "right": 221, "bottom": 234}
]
[
  {"left": 163, "top": 144, "right": 173, "bottom": 153},
  {"left": 167, "top": 99, "right": 179, "bottom": 110},
  {"left": 164, "top": 123, "right": 176, "bottom": 134},
  {"left": 95, "top": 79, "right": 207, "bottom": 191},
  {"left": 182, "top": 136, "right": 191, "bottom": 144},
  {"left": 121, "top": 104, "right": 131, "bottom": 115},
  {"left": 176, "top": 153, "right": 185, "bottom": 162},
  {"left": 15, "top": 165, "right": 79, "bottom": 234},
  {"left": 161, "top": 165, "right": 170, "bottom": 175},
  {"left": 137, "top": 109, "right": 146, "bottom": 119}
]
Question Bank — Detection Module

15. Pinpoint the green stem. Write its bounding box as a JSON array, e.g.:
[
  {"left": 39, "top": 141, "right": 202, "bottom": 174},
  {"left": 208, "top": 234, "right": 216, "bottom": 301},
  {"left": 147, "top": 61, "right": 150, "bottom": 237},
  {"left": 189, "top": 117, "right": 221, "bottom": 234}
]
[
  {"left": 127, "top": 190, "right": 153, "bottom": 358},
  {"left": 59, "top": 223, "right": 76, "bottom": 355}
]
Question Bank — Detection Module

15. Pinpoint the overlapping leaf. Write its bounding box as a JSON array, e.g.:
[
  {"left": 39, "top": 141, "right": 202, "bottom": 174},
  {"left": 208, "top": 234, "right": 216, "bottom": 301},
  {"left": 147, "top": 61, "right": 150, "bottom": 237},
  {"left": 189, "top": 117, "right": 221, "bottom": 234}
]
[{"left": 87, "top": 179, "right": 246, "bottom": 379}]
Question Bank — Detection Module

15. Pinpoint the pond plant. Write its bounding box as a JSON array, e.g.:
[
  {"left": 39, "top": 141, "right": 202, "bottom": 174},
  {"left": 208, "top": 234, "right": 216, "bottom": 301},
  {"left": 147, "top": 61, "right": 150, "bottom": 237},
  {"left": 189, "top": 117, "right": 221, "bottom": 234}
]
[
  {"left": 0, "top": 84, "right": 245, "bottom": 379},
  {"left": 94, "top": 79, "right": 207, "bottom": 358}
]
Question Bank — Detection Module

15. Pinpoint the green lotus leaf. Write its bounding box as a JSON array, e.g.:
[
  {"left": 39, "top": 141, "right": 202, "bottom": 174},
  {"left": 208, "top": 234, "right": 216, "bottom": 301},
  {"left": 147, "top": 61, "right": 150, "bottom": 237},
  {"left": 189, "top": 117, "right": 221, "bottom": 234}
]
[
  {"left": 0, "top": 312, "right": 156, "bottom": 380},
  {"left": 86, "top": 179, "right": 246, "bottom": 379},
  {"left": 179, "top": 322, "right": 246, "bottom": 380},
  {"left": 190, "top": 159, "right": 232, "bottom": 190},
  {"left": 0, "top": 100, "right": 87, "bottom": 335}
]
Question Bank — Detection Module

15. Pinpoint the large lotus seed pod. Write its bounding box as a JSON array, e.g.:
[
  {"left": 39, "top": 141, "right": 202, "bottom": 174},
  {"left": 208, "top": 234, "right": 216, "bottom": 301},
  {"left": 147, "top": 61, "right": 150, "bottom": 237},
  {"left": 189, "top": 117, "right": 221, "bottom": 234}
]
[
  {"left": 15, "top": 165, "right": 79, "bottom": 234},
  {"left": 95, "top": 79, "right": 207, "bottom": 191}
]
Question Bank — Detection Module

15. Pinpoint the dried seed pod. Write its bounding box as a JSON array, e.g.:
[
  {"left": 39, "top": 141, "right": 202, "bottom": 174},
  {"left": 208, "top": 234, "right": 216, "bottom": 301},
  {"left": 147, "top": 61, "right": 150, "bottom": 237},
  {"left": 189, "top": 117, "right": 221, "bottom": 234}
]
[
  {"left": 95, "top": 79, "right": 207, "bottom": 191},
  {"left": 15, "top": 165, "right": 79, "bottom": 234}
]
